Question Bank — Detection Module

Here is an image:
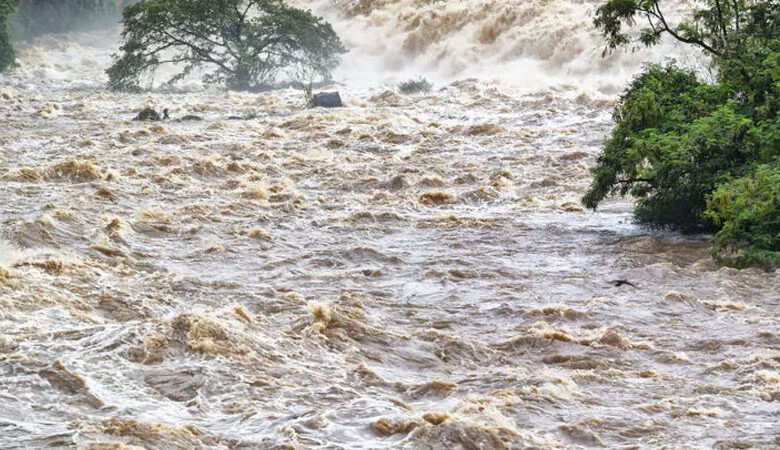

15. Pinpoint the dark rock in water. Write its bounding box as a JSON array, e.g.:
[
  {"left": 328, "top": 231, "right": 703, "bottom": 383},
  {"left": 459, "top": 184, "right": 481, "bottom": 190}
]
[
  {"left": 133, "top": 107, "right": 162, "bottom": 121},
  {"left": 311, "top": 92, "right": 343, "bottom": 108},
  {"left": 227, "top": 116, "right": 244, "bottom": 120},
  {"left": 179, "top": 114, "right": 203, "bottom": 121}
]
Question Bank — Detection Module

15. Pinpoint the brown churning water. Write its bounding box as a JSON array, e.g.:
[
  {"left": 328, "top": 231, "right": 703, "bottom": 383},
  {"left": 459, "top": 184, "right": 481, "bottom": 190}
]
[{"left": 0, "top": 1, "right": 778, "bottom": 448}]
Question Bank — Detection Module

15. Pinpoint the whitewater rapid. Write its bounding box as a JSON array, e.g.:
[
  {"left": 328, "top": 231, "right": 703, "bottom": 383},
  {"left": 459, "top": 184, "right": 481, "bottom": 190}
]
[{"left": 0, "top": 1, "right": 778, "bottom": 449}]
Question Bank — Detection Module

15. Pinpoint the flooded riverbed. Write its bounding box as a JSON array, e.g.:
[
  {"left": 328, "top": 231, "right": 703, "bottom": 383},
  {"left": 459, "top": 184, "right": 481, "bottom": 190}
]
[{"left": 1, "top": 1, "right": 779, "bottom": 448}]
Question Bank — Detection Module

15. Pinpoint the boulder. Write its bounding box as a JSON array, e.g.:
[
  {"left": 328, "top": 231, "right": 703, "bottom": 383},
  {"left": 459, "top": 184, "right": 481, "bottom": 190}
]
[{"left": 311, "top": 92, "right": 343, "bottom": 108}]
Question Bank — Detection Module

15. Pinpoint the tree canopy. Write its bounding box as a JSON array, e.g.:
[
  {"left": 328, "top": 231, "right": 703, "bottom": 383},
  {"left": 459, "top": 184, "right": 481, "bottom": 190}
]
[
  {"left": 106, "top": 0, "right": 347, "bottom": 92},
  {"left": 584, "top": 0, "right": 780, "bottom": 268}
]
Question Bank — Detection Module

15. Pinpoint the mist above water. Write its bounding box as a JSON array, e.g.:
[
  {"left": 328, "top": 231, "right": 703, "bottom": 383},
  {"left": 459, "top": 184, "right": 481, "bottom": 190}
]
[{"left": 300, "top": 0, "right": 701, "bottom": 93}]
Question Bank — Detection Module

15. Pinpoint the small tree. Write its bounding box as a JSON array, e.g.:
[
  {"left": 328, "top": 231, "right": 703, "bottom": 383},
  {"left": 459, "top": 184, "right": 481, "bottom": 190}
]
[
  {"left": 107, "top": 0, "right": 347, "bottom": 92},
  {"left": 292, "top": 26, "right": 340, "bottom": 105}
]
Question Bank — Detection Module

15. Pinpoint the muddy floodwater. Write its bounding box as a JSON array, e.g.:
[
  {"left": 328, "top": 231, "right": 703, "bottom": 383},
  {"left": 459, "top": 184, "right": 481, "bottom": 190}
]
[{"left": 1, "top": 2, "right": 779, "bottom": 448}]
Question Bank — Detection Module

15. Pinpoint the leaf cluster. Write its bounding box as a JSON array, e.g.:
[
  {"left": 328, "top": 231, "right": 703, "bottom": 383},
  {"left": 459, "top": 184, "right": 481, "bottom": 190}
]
[
  {"left": 585, "top": 0, "right": 780, "bottom": 268},
  {"left": 706, "top": 164, "right": 780, "bottom": 268}
]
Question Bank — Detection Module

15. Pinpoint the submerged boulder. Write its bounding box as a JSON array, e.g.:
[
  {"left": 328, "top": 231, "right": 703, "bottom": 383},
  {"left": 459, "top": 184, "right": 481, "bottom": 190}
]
[{"left": 310, "top": 92, "right": 343, "bottom": 108}]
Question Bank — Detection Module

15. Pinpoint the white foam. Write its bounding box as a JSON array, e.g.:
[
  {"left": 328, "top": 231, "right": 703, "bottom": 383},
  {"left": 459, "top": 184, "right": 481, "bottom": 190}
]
[
  {"left": 298, "top": 0, "right": 703, "bottom": 93},
  {"left": 0, "top": 238, "right": 30, "bottom": 268}
]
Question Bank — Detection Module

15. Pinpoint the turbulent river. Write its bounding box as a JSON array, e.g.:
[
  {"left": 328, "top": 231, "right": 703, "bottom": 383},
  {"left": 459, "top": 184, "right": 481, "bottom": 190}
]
[{"left": 0, "top": 0, "right": 778, "bottom": 448}]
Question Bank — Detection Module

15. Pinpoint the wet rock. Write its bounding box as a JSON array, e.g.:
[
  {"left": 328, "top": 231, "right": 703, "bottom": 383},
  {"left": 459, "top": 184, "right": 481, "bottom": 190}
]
[{"left": 310, "top": 91, "right": 343, "bottom": 108}]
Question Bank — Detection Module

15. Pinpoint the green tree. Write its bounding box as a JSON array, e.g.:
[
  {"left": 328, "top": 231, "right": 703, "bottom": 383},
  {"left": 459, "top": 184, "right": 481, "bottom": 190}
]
[
  {"left": 584, "top": 0, "right": 780, "bottom": 267},
  {"left": 106, "top": 0, "right": 347, "bottom": 92},
  {"left": 0, "top": 0, "right": 19, "bottom": 72}
]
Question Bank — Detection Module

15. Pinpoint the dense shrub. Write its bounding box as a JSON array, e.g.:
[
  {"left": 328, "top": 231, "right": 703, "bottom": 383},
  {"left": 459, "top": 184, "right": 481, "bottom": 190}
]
[
  {"left": 582, "top": 65, "right": 742, "bottom": 229},
  {"left": 585, "top": 0, "right": 780, "bottom": 268},
  {"left": 399, "top": 77, "right": 433, "bottom": 94},
  {"left": 706, "top": 164, "right": 780, "bottom": 268}
]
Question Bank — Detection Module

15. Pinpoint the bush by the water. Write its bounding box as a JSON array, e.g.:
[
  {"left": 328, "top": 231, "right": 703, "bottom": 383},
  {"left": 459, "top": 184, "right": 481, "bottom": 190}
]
[
  {"left": 706, "top": 165, "right": 780, "bottom": 268},
  {"left": 399, "top": 77, "right": 433, "bottom": 94},
  {"left": 584, "top": 0, "right": 780, "bottom": 268},
  {"left": 107, "top": 0, "right": 346, "bottom": 92}
]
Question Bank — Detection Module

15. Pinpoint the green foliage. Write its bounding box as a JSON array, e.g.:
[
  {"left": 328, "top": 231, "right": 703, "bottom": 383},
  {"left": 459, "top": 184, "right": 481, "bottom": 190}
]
[
  {"left": 706, "top": 164, "right": 780, "bottom": 268},
  {"left": 586, "top": 0, "right": 780, "bottom": 267},
  {"left": 582, "top": 64, "right": 745, "bottom": 229},
  {"left": 399, "top": 77, "right": 433, "bottom": 94},
  {"left": 0, "top": 0, "right": 19, "bottom": 72},
  {"left": 594, "top": 0, "right": 755, "bottom": 58},
  {"left": 107, "top": 0, "right": 347, "bottom": 92}
]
